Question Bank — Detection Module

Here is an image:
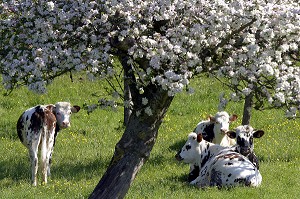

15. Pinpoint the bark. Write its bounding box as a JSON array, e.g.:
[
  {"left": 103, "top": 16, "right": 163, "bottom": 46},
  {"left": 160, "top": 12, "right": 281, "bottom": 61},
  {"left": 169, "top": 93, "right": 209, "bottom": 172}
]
[
  {"left": 89, "top": 85, "right": 173, "bottom": 199},
  {"left": 242, "top": 93, "right": 253, "bottom": 125},
  {"left": 123, "top": 58, "right": 132, "bottom": 126}
]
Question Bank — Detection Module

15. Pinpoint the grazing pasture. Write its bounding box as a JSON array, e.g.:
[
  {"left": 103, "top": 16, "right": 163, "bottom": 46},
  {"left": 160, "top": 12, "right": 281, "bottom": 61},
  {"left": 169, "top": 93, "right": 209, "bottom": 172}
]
[{"left": 0, "top": 73, "right": 299, "bottom": 199}]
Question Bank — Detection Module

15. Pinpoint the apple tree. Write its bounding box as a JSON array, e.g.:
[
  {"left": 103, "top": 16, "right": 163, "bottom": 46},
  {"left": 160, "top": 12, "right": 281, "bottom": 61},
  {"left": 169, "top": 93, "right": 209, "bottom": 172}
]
[{"left": 1, "top": 0, "right": 299, "bottom": 198}]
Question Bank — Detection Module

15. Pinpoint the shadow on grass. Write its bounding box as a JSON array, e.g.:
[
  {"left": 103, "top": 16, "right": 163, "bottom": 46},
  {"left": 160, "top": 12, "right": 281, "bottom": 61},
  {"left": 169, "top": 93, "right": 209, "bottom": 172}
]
[
  {"left": 168, "top": 172, "right": 190, "bottom": 183},
  {"left": 51, "top": 158, "right": 109, "bottom": 181},
  {"left": 0, "top": 156, "right": 110, "bottom": 186},
  {"left": 169, "top": 139, "right": 186, "bottom": 152},
  {"left": 0, "top": 158, "right": 30, "bottom": 183}
]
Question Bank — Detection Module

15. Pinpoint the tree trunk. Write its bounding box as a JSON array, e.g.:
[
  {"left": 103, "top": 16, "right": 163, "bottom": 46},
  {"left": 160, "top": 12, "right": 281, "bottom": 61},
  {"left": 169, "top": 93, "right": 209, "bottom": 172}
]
[
  {"left": 89, "top": 85, "right": 173, "bottom": 199},
  {"left": 123, "top": 64, "right": 132, "bottom": 126},
  {"left": 242, "top": 93, "right": 253, "bottom": 125}
]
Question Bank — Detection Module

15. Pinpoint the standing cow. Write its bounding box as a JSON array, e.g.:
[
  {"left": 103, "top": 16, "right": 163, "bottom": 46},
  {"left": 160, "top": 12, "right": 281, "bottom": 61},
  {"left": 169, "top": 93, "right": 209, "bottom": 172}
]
[
  {"left": 226, "top": 125, "right": 264, "bottom": 169},
  {"left": 175, "top": 132, "right": 262, "bottom": 188},
  {"left": 17, "top": 102, "right": 80, "bottom": 186}
]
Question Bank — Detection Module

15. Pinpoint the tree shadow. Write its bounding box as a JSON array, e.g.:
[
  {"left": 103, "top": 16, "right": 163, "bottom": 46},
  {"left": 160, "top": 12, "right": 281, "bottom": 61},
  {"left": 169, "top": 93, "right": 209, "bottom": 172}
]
[
  {"left": 0, "top": 158, "right": 30, "bottom": 184},
  {"left": 0, "top": 155, "right": 110, "bottom": 186},
  {"left": 51, "top": 158, "right": 109, "bottom": 181},
  {"left": 169, "top": 139, "right": 186, "bottom": 152}
]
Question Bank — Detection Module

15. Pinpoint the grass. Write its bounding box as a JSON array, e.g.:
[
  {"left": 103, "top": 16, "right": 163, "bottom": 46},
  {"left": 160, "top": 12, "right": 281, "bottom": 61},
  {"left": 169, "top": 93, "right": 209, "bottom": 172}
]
[{"left": 0, "top": 73, "right": 299, "bottom": 199}]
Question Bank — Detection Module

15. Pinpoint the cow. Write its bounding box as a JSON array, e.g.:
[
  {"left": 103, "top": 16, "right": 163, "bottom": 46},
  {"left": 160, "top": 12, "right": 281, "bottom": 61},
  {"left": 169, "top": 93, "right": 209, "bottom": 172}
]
[
  {"left": 17, "top": 102, "right": 80, "bottom": 186},
  {"left": 175, "top": 132, "right": 262, "bottom": 188},
  {"left": 194, "top": 111, "right": 238, "bottom": 146},
  {"left": 226, "top": 125, "right": 264, "bottom": 169},
  {"left": 189, "top": 111, "right": 237, "bottom": 181}
]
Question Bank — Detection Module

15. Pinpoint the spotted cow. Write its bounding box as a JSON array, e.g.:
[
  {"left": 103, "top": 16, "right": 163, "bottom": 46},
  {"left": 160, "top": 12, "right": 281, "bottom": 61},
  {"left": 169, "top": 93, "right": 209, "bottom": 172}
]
[
  {"left": 189, "top": 111, "right": 237, "bottom": 181},
  {"left": 175, "top": 132, "right": 262, "bottom": 188},
  {"left": 226, "top": 125, "right": 264, "bottom": 169},
  {"left": 17, "top": 102, "right": 80, "bottom": 186}
]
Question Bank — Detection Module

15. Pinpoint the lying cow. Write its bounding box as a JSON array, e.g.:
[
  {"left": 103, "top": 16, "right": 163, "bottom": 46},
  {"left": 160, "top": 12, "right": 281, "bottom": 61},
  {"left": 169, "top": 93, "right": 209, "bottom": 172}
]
[
  {"left": 189, "top": 111, "right": 237, "bottom": 181},
  {"left": 176, "top": 132, "right": 262, "bottom": 188},
  {"left": 17, "top": 102, "right": 80, "bottom": 186},
  {"left": 194, "top": 111, "right": 238, "bottom": 146},
  {"left": 226, "top": 125, "right": 264, "bottom": 169}
]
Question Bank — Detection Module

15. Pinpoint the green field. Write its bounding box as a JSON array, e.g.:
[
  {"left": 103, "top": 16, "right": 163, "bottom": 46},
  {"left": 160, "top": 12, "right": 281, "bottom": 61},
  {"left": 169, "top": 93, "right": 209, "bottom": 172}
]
[{"left": 0, "top": 73, "right": 299, "bottom": 198}]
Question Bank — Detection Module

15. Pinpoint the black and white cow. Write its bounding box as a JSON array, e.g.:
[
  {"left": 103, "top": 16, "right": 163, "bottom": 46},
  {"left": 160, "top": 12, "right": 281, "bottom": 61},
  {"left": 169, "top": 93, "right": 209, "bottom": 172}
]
[
  {"left": 194, "top": 111, "right": 238, "bottom": 147},
  {"left": 226, "top": 125, "right": 264, "bottom": 169},
  {"left": 175, "top": 132, "right": 262, "bottom": 188},
  {"left": 189, "top": 111, "right": 237, "bottom": 181},
  {"left": 17, "top": 102, "right": 80, "bottom": 186}
]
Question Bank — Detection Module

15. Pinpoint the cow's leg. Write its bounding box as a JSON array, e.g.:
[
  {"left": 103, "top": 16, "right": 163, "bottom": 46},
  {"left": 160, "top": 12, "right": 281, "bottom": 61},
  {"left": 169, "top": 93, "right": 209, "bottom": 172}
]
[
  {"left": 29, "top": 150, "right": 38, "bottom": 186},
  {"left": 48, "top": 129, "right": 57, "bottom": 177},
  {"left": 29, "top": 136, "right": 40, "bottom": 186},
  {"left": 43, "top": 129, "right": 56, "bottom": 184},
  {"left": 47, "top": 152, "right": 53, "bottom": 177},
  {"left": 190, "top": 167, "right": 210, "bottom": 187},
  {"left": 188, "top": 164, "right": 200, "bottom": 182},
  {"left": 40, "top": 131, "right": 48, "bottom": 185}
]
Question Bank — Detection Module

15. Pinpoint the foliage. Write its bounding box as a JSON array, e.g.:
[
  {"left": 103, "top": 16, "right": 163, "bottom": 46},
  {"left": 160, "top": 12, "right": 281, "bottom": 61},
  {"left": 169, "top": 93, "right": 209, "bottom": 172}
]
[{"left": 0, "top": 74, "right": 299, "bottom": 198}]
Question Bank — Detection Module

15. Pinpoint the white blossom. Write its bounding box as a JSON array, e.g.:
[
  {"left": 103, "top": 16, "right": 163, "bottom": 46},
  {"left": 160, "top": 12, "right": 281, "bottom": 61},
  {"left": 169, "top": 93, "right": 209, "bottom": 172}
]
[
  {"left": 285, "top": 107, "right": 297, "bottom": 119},
  {"left": 46, "top": 2, "right": 55, "bottom": 11},
  {"left": 136, "top": 110, "right": 141, "bottom": 117},
  {"left": 274, "top": 92, "right": 285, "bottom": 104},
  {"left": 124, "top": 100, "right": 132, "bottom": 109},
  {"left": 140, "top": 97, "right": 148, "bottom": 106},
  {"left": 0, "top": 0, "right": 299, "bottom": 117},
  {"left": 144, "top": 106, "right": 153, "bottom": 116}
]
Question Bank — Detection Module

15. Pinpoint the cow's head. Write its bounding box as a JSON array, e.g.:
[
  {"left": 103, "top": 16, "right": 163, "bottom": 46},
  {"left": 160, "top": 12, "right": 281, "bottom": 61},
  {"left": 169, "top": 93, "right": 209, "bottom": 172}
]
[
  {"left": 226, "top": 125, "right": 264, "bottom": 156},
  {"left": 209, "top": 111, "right": 238, "bottom": 134},
  {"left": 175, "top": 132, "right": 203, "bottom": 164},
  {"left": 53, "top": 102, "right": 80, "bottom": 129}
]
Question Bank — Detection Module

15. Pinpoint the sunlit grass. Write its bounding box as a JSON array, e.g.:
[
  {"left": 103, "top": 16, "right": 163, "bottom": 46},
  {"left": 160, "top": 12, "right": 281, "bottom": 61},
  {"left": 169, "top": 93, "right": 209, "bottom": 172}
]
[{"left": 0, "top": 73, "right": 299, "bottom": 198}]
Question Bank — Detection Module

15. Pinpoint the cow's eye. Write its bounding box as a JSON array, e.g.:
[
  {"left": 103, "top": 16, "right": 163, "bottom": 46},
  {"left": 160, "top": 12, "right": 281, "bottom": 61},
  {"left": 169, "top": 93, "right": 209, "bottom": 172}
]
[{"left": 186, "top": 145, "right": 191, "bottom": 150}]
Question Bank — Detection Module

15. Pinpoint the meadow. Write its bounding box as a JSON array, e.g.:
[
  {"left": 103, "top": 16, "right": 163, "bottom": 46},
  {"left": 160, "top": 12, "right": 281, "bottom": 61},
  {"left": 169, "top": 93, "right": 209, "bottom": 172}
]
[{"left": 0, "top": 73, "right": 299, "bottom": 199}]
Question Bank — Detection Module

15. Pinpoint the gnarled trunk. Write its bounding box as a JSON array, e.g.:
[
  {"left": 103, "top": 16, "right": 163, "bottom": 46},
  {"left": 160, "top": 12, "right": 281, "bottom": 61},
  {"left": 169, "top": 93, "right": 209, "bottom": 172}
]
[
  {"left": 242, "top": 93, "right": 253, "bottom": 125},
  {"left": 89, "top": 85, "right": 173, "bottom": 199}
]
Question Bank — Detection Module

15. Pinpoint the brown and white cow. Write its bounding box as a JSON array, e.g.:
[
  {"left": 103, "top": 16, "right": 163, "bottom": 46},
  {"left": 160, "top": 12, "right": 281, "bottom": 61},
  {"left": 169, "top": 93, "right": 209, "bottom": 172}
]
[
  {"left": 175, "top": 132, "right": 262, "bottom": 188},
  {"left": 17, "top": 102, "right": 80, "bottom": 186},
  {"left": 226, "top": 125, "right": 264, "bottom": 169}
]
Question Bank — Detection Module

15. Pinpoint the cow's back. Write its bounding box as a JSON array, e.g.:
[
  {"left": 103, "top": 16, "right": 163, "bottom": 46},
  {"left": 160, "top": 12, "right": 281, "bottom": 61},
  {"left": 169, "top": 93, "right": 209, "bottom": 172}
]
[
  {"left": 209, "top": 151, "right": 262, "bottom": 187},
  {"left": 17, "top": 105, "right": 51, "bottom": 147}
]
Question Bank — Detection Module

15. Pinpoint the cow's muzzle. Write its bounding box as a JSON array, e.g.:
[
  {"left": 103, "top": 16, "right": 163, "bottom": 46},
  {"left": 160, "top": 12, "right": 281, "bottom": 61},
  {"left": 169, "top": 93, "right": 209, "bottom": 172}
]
[
  {"left": 240, "top": 147, "right": 251, "bottom": 156},
  {"left": 175, "top": 151, "right": 183, "bottom": 161}
]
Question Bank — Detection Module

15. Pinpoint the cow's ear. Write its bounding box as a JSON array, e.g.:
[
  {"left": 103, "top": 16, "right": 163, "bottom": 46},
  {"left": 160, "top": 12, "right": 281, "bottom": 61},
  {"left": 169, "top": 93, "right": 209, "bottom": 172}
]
[
  {"left": 71, "top": 105, "right": 81, "bottom": 113},
  {"left": 226, "top": 131, "right": 236, "bottom": 139},
  {"left": 253, "top": 130, "right": 264, "bottom": 138},
  {"left": 229, "top": 114, "right": 238, "bottom": 122},
  {"left": 209, "top": 115, "right": 216, "bottom": 122},
  {"left": 197, "top": 133, "right": 203, "bottom": 143},
  {"left": 47, "top": 104, "right": 56, "bottom": 113}
]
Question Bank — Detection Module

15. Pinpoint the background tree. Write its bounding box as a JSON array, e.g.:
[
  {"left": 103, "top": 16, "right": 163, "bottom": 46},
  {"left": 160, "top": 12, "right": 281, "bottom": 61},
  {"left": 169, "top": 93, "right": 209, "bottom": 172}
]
[{"left": 1, "top": 0, "right": 300, "bottom": 198}]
